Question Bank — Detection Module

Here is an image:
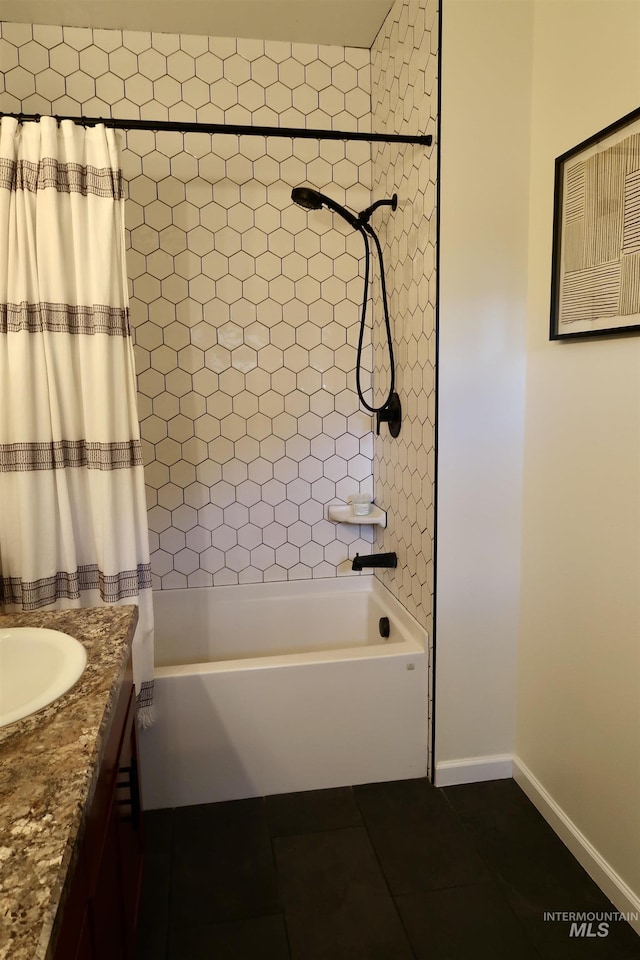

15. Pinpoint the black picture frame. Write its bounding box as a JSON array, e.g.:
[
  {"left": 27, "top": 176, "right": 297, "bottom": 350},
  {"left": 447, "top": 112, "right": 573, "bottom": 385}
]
[{"left": 550, "top": 105, "right": 640, "bottom": 341}]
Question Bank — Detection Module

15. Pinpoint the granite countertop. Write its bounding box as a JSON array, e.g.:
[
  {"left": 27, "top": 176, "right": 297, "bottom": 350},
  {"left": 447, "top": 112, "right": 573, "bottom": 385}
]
[{"left": 0, "top": 605, "right": 138, "bottom": 960}]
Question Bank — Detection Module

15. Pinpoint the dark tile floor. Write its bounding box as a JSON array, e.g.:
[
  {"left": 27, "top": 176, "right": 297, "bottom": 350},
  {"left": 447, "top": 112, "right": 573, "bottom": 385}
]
[{"left": 137, "top": 777, "right": 640, "bottom": 960}]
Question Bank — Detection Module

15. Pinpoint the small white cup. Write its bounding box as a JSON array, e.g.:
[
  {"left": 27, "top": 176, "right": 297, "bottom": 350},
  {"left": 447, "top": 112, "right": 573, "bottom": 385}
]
[{"left": 350, "top": 494, "right": 373, "bottom": 516}]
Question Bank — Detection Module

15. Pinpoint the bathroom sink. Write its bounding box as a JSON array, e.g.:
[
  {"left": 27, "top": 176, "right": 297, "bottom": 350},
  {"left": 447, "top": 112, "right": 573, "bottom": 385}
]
[{"left": 0, "top": 627, "right": 87, "bottom": 727}]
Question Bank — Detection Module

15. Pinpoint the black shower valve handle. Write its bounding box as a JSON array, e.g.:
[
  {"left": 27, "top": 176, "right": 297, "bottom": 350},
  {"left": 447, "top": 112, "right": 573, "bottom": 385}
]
[{"left": 376, "top": 391, "right": 402, "bottom": 438}]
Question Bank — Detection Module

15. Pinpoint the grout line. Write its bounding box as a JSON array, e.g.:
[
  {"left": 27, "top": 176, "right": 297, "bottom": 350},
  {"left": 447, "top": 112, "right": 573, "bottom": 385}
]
[
  {"left": 351, "top": 784, "right": 419, "bottom": 960},
  {"left": 430, "top": 790, "right": 552, "bottom": 957},
  {"left": 265, "top": 796, "right": 294, "bottom": 960},
  {"left": 438, "top": 786, "right": 582, "bottom": 959}
]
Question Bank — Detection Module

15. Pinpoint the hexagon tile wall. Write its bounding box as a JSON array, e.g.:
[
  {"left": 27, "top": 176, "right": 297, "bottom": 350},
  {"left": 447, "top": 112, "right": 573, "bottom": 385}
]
[
  {"left": 370, "top": 0, "right": 438, "bottom": 779},
  {"left": 371, "top": 0, "right": 438, "bottom": 642},
  {"left": 124, "top": 125, "right": 377, "bottom": 589},
  {"left": 0, "top": 22, "right": 382, "bottom": 588}
]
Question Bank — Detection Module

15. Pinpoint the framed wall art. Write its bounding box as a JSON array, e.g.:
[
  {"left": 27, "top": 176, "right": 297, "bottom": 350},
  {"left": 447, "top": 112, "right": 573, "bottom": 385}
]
[{"left": 550, "top": 105, "right": 640, "bottom": 340}]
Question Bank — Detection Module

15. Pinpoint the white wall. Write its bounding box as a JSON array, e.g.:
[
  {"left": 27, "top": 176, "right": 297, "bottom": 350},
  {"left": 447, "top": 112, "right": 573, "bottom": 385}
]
[
  {"left": 517, "top": 0, "right": 640, "bottom": 909},
  {"left": 435, "top": 0, "right": 532, "bottom": 778}
]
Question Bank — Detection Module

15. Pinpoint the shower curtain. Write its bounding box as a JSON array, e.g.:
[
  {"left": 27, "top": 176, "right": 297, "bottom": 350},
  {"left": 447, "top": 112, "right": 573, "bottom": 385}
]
[{"left": 0, "top": 115, "right": 155, "bottom": 726}]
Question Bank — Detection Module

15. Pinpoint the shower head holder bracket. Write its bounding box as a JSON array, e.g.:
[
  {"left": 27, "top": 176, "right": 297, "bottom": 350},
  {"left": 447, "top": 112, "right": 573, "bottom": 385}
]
[
  {"left": 357, "top": 193, "right": 398, "bottom": 227},
  {"left": 376, "top": 391, "right": 402, "bottom": 438}
]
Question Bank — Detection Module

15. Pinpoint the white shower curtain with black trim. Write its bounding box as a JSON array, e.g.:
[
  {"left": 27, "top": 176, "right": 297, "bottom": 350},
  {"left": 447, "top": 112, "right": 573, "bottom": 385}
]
[{"left": 0, "top": 115, "right": 155, "bottom": 726}]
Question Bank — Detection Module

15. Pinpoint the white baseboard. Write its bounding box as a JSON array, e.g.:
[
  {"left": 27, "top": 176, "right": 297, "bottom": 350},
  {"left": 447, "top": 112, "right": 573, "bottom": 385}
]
[
  {"left": 434, "top": 753, "right": 513, "bottom": 786},
  {"left": 513, "top": 756, "right": 640, "bottom": 937}
]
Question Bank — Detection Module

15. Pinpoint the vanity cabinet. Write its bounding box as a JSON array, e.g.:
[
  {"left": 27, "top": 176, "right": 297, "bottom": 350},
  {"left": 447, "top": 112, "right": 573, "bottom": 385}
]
[{"left": 52, "top": 655, "right": 143, "bottom": 960}]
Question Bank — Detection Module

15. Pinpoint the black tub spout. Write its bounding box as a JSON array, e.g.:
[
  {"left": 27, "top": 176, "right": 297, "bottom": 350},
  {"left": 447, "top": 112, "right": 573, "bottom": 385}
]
[{"left": 352, "top": 552, "right": 398, "bottom": 571}]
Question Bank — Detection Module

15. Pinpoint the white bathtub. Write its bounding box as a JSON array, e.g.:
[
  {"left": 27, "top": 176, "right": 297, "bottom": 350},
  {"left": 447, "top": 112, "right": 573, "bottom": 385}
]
[{"left": 139, "top": 576, "right": 429, "bottom": 809}]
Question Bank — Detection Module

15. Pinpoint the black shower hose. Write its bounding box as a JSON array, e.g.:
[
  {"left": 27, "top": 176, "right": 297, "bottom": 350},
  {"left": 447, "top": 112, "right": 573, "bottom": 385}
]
[{"left": 354, "top": 222, "right": 396, "bottom": 415}]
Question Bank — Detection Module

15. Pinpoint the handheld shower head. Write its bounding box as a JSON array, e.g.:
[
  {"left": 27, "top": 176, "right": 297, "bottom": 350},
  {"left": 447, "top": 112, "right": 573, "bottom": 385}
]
[
  {"left": 291, "top": 186, "right": 399, "bottom": 231},
  {"left": 291, "top": 186, "right": 324, "bottom": 211},
  {"left": 291, "top": 187, "right": 360, "bottom": 230},
  {"left": 292, "top": 184, "right": 400, "bottom": 430}
]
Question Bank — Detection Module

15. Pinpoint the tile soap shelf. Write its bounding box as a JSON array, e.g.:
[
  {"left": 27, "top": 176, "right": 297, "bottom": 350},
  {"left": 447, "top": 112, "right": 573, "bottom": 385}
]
[{"left": 327, "top": 504, "right": 387, "bottom": 528}]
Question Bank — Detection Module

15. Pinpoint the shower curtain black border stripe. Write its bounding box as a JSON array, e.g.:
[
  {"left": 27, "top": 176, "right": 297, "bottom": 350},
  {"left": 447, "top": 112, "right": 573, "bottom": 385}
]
[{"left": 0, "top": 112, "right": 432, "bottom": 146}]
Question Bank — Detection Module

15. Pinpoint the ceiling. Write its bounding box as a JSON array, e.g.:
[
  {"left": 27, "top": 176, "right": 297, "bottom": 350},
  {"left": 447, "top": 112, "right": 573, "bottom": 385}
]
[{"left": 1, "top": 0, "right": 394, "bottom": 48}]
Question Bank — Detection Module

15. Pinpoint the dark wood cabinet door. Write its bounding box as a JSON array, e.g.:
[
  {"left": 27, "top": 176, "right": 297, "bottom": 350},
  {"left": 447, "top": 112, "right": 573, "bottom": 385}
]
[
  {"left": 75, "top": 906, "right": 94, "bottom": 960},
  {"left": 52, "top": 843, "right": 93, "bottom": 960},
  {"left": 51, "top": 658, "right": 143, "bottom": 960},
  {"left": 90, "top": 798, "right": 127, "bottom": 960}
]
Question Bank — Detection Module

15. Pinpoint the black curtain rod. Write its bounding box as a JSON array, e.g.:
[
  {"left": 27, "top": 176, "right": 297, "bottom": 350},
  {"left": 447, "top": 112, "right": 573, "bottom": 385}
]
[{"left": 1, "top": 111, "right": 432, "bottom": 147}]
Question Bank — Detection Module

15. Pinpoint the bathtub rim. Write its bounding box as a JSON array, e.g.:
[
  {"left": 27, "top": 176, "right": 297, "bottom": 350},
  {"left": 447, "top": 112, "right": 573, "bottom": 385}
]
[{"left": 153, "top": 576, "right": 427, "bottom": 678}]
